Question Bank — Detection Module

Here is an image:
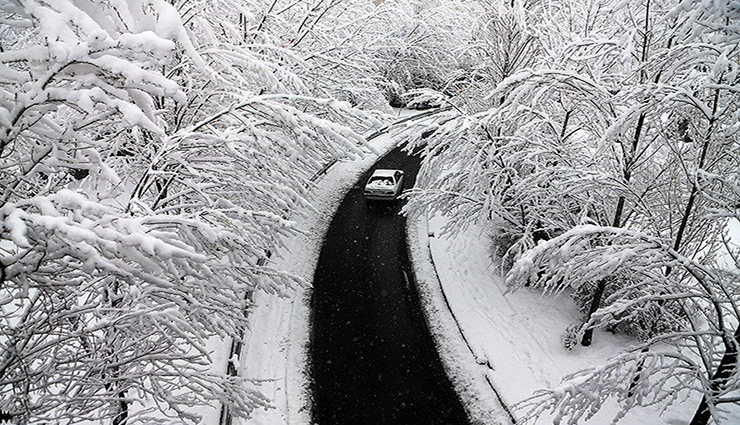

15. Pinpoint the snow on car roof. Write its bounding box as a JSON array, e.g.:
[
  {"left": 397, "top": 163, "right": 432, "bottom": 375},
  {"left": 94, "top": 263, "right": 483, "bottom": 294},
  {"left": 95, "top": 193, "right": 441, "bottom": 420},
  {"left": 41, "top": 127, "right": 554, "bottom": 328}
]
[{"left": 370, "top": 169, "right": 400, "bottom": 177}]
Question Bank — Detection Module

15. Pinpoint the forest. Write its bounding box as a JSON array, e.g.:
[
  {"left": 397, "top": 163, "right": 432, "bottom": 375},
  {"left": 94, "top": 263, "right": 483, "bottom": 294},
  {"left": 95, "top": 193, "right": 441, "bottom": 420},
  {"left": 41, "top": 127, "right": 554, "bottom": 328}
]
[{"left": 0, "top": 0, "right": 738, "bottom": 424}]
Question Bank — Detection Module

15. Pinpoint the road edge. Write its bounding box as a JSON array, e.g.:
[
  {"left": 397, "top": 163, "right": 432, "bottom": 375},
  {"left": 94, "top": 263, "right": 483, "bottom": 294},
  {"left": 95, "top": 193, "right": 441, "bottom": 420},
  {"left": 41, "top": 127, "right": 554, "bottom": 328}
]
[{"left": 405, "top": 210, "right": 512, "bottom": 425}]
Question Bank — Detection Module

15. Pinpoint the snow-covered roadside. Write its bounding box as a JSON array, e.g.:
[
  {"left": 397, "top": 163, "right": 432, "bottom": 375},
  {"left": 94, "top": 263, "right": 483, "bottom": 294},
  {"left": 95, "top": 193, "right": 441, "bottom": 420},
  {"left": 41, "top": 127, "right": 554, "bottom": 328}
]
[
  {"left": 233, "top": 124, "right": 403, "bottom": 425},
  {"left": 406, "top": 212, "right": 509, "bottom": 425},
  {"left": 424, "top": 215, "right": 740, "bottom": 425}
]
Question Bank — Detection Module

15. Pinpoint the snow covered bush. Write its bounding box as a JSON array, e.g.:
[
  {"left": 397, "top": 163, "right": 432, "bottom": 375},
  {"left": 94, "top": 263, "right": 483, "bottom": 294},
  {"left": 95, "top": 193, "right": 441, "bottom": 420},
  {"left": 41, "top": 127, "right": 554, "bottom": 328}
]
[
  {"left": 562, "top": 321, "right": 583, "bottom": 352},
  {"left": 569, "top": 275, "right": 686, "bottom": 342},
  {"left": 0, "top": 0, "right": 377, "bottom": 423}
]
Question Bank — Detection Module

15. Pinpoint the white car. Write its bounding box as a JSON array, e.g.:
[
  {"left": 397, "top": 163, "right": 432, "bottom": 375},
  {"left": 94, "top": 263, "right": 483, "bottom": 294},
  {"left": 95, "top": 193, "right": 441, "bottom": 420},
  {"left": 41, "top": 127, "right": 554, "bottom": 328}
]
[{"left": 364, "top": 169, "right": 405, "bottom": 200}]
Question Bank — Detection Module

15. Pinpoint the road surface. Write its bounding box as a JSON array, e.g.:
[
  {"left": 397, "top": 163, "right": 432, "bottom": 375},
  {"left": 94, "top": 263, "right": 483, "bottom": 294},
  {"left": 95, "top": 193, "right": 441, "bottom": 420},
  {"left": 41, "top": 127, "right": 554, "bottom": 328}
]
[{"left": 310, "top": 146, "right": 469, "bottom": 425}]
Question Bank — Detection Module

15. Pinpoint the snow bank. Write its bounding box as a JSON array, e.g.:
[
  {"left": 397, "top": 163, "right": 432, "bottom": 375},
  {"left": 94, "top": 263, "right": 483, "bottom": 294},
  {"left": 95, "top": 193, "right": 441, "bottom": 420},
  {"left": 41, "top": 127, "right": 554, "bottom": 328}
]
[{"left": 406, "top": 211, "right": 509, "bottom": 425}]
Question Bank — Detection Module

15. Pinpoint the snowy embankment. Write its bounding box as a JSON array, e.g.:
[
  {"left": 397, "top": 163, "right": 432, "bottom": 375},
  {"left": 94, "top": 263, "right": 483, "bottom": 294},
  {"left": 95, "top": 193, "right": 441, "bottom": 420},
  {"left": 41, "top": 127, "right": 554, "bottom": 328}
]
[{"left": 406, "top": 212, "right": 509, "bottom": 425}]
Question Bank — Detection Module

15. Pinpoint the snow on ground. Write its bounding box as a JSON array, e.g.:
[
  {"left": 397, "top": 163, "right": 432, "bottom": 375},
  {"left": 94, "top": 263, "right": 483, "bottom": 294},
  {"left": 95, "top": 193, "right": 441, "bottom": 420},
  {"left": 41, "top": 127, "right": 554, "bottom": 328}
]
[
  {"left": 421, "top": 214, "right": 740, "bottom": 425},
  {"left": 406, "top": 211, "right": 508, "bottom": 425}
]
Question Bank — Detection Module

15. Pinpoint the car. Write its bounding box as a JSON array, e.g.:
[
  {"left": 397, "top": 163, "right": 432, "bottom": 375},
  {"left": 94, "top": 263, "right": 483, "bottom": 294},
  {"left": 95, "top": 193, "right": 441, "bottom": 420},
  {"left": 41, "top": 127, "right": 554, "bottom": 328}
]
[{"left": 364, "top": 169, "right": 405, "bottom": 200}]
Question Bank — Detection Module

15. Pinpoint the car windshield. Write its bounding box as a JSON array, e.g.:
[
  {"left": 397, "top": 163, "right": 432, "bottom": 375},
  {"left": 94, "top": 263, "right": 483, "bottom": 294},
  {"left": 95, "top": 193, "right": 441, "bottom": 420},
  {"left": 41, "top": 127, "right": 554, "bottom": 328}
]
[{"left": 368, "top": 176, "right": 393, "bottom": 186}]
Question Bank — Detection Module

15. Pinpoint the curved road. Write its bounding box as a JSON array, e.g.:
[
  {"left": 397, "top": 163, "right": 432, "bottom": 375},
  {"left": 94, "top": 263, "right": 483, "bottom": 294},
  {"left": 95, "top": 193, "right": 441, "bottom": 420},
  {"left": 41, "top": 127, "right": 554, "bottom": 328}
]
[{"left": 310, "top": 147, "right": 469, "bottom": 425}]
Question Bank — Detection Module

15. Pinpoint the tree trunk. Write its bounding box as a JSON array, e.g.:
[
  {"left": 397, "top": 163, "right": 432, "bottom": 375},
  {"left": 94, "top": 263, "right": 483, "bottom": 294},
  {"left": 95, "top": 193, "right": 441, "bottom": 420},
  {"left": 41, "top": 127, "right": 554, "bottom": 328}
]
[
  {"left": 690, "top": 324, "right": 740, "bottom": 425},
  {"left": 665, "top": 87, "right": 720, "bottom": 276},
  {"left": 580, "top": 4, "right": 652, "bottom": 344},
  {"left": 112, "top": 392, "right": 129, "bottom": 425},
  {"left": 580, "top": 279, "right": 607, "bottom": 346},
  {"left": 580, "top": 193, "right": 627, "bottom": 347},
  {"left": 106, "top": 279, "right": 129, "bottom": 425},
  {"left": 581, "top": 114, "right": 641, "bottom": 347}
]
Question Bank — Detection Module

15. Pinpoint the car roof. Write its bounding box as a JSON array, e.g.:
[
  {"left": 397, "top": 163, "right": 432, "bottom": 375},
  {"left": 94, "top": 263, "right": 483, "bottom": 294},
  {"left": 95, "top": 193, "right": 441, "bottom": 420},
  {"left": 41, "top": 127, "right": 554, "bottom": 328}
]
[{"left": 371, "top": 169, "right": 401, "bottom": 177}]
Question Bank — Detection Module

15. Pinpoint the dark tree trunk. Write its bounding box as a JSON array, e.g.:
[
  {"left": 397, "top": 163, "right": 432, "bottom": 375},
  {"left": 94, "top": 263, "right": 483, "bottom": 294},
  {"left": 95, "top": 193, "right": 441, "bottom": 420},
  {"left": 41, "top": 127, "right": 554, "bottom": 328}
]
[
  {"left": 580, "top": 280, "right": 606, "bottom": 346},
  {"left": 112, "top": 392, "right": 129, "bottom": 425},
  {"left": 581, "top": 100, "right": 646, "bottom": 347},
  {"left": 690, "top": 324, "right": 740, "bottom": 425}
]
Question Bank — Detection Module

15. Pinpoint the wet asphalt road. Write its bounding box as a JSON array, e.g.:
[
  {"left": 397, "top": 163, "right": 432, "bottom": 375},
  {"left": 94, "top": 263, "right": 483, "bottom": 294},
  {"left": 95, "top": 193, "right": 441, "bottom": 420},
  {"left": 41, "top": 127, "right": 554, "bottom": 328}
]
[{"left": 309, "top": 147, "right": 469, "bottom": 425}]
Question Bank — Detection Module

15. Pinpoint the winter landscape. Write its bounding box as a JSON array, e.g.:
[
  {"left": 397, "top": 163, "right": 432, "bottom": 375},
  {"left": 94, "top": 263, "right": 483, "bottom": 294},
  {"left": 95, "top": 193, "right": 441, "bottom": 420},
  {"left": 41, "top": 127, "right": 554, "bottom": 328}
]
[{"left": 1, "top": 1, "right": 739, "bottom": 425}]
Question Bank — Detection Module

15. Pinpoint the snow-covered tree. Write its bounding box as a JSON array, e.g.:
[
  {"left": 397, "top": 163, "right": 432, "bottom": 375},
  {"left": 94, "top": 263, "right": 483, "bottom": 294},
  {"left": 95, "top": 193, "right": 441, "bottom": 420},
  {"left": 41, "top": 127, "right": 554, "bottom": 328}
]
[
  {"left": 508, "top": 223, "right": 740, "bottom": 424},
  {"left": 191, "top": 0, "right": 477, "bottom": 110},
  {"left": 401, "top": 0, "right": 739, "bottom": 421},
  {"left": 499, "top": 1, "right": 740, "bottom": 423},
  {"left": 367, "top": 0, "right": 474, "bottom": 104},
  {"left": 405, "top": 0, "right": 739, "bottom": 339},
  {"left": 0, "top": 0, "right": 377, "bottom": 423},
  {"left": 399, "top": 0, "right": 572, "bottom": 262},
  {"left": 448, "top": 0, "right": 543, "bottom": 112},
  {"left": 321, "top": 0, "right": 478, "bottom": 108},
  {"left": 211, "top": 0, "right": 383, "bottom": 108}
]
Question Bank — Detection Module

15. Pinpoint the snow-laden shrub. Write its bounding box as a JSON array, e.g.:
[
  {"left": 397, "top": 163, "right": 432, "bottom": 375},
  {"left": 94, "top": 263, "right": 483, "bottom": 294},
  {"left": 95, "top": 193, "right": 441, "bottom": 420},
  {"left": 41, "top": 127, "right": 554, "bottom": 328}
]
[
  {"left": 570, "top": 276, "right": 688, "bottom": 342},
  {"left": 562, "top": 321, "right": 583, "bottom": 351}
]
